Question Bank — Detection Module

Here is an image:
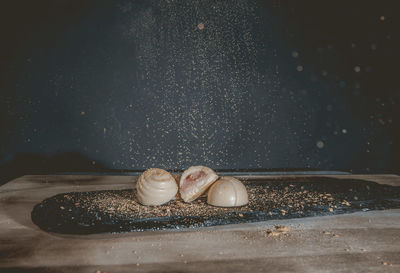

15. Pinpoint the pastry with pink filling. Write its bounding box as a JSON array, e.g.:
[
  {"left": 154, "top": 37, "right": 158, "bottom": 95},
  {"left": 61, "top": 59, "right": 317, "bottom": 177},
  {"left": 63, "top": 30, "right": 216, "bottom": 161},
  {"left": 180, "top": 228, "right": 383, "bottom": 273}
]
[{"left": 179, "top": 166, "right": 218, "bottom": 202}]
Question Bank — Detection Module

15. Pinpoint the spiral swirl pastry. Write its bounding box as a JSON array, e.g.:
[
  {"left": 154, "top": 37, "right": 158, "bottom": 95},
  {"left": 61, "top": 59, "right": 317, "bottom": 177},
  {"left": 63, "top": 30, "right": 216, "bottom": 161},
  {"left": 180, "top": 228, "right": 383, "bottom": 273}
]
[{"left": 136, "top": 168, "right": 178, "bottom": 206}]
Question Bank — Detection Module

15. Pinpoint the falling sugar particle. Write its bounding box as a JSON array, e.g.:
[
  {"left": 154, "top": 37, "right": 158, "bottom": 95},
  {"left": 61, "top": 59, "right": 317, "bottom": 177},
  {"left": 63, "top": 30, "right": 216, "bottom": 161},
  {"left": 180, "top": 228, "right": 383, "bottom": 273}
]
[
  {"left": 342, "top": 129, "right": 347, "bottom": 134},
  {"left": 379, "top": 15, "right": 385, "bottom": 21},
  {"left": 316, "top": 141, "right": 324, "bottom": 149},
  {"left": 354, "top": 66, "right": 361, "bottom": 72},
  {"left": 118, "top": 1, "right": 278, "bottom": 169},
  {"left": 291, "top": 51, "right": 299, "bottom": 58},
  {"left": 296, "top": 65, "right": 303, "bottom": 72}
]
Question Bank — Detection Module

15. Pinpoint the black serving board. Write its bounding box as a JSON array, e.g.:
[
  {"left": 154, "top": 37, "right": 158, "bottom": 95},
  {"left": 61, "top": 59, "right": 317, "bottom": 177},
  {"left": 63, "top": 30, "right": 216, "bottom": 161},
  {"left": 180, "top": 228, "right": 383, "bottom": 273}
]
[{"left": 31, "top": 177, "right": 400, "bottom": 234}]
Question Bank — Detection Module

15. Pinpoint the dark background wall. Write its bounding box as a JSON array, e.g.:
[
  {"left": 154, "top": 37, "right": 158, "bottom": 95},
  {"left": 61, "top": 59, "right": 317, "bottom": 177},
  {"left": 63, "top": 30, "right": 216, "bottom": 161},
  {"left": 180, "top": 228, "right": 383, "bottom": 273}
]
[{"left": 0, "top": 0, "right": 399, "bottom": 182}]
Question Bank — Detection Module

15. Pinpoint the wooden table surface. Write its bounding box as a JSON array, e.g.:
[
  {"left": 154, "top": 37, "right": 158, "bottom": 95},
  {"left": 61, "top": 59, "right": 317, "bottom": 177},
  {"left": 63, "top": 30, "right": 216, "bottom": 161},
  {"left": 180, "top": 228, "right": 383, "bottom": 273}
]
[{"left": 1, "top": 174, "right": 400, "bottom": 273}]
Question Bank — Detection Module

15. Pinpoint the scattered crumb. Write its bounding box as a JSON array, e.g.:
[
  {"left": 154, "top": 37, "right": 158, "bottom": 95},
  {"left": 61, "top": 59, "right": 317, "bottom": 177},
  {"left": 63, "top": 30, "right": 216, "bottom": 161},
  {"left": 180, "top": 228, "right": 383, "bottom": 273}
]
[
  {"left": 264, "top": 225, "right": 290, "bottom": 237},
  {"left": 342, "top": 200, "right": 351, "bottom": 206},
  {"left": 47, "top": 179, "right": 377, "bottom": 232},
  {"left": 275, "top": 225, "right": 290, "bottom": 233},
  {"left": 265, "top": 229, "right": 279, "bottom": 236}
]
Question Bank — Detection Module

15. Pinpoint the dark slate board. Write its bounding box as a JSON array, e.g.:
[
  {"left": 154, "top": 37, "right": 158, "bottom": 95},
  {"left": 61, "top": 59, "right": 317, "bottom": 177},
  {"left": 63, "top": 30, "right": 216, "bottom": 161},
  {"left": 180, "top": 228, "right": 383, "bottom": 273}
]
[{"left": 31, "top": 177, "right": 400, "bottom": 234}]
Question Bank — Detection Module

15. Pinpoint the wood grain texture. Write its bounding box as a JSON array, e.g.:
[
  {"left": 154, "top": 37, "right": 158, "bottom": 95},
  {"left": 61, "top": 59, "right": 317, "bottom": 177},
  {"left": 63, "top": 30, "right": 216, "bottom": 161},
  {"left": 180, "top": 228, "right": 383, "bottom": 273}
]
[{"left": 1, "top": 174, "right": 400, "bottom": 272}]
